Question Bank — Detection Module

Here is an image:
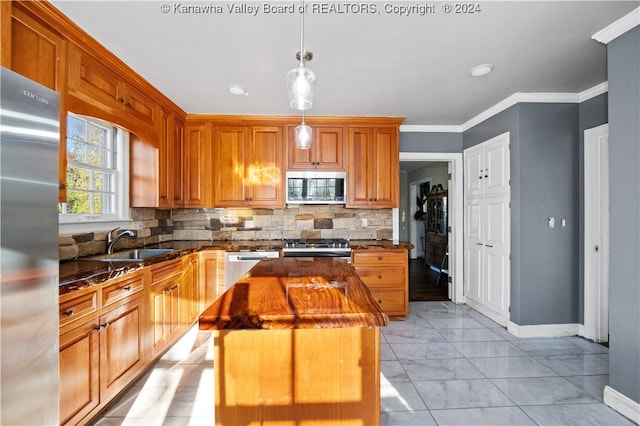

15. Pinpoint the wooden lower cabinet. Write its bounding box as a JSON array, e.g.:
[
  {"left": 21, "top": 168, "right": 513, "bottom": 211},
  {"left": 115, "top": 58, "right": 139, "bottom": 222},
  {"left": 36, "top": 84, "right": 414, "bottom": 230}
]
[
  {"left": 59, "top": 316, "right": 100, "bottom": 425},
  {"left": 352, "top": 249, "right": 409, "bottom": 317},
  {"left": 182, "top": 253, "right": 200, "bottom": 325},
  {"left": 59, "top": 257, "right": 203, "bottom": 426},
  {"left": 199, "top": 250, "right": 225, "bottom": 311},
  {"left": 149, "top": 258, "right": 182, "bottom": 358},
  {"left": 99, "top": 294, "right": 146, "bottom": 402},
  {"left": 214, "top": 327, "right": 381, "bottom": 426},
  {"left": 59, "top": 271, "right": 146, "bottom": 426}
]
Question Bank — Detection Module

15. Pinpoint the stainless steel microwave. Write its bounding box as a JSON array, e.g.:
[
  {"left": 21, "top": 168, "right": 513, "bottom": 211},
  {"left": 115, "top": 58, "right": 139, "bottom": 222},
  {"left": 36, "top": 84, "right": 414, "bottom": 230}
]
[{"left": 286, "top": 171, "right": 346, "bottom": 204}]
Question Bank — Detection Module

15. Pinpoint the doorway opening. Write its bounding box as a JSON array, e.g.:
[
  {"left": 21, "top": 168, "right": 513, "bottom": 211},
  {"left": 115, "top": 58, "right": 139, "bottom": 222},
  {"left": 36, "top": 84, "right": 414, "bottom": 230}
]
[{"left": 396, "top": 152, "right": 463, "bottom": 304}]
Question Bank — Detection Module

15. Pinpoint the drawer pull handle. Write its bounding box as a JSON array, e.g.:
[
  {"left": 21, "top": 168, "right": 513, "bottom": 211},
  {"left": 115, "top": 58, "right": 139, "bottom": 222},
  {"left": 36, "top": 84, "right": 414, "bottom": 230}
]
[
  {"left": 123, "top": 286, "right": 132, "bottom": 291},
  {"left": 377, "top": 299, "right": 383, "bottom": 304},
  {"left": 94, "top": 323, "right": 109, "bottom": 332},
  {"left": 378, "top": 274, "right": 382, "bottom": 279},
  {"left": 378, "top": 256, "right": 382, "bottom": 261},
  {"left": 64, "top": 310, "right": 73, "bottom": 317}
]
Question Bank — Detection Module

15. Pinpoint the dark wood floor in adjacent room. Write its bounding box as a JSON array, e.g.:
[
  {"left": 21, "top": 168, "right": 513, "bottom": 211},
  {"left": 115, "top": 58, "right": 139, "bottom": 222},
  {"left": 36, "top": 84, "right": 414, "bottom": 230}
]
[{"left": 409, "top": 258, "right": 449, "bottom": 301}]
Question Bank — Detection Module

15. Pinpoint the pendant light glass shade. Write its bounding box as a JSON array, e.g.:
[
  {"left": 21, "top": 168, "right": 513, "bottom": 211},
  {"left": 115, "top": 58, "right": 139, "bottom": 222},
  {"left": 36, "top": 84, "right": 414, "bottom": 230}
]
[
  {"left": 287, "top": 66, "right": 315, "bottom": 110},
  {"left": 295, "top": 121, "right": 312, "bottom": 149}
]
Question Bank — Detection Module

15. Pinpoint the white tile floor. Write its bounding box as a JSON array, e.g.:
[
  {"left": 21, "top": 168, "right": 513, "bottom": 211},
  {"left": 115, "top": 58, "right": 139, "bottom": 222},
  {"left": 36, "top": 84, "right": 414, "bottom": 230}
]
[{"left": 93, "top": 302, "right": 634, "bottom": 425}]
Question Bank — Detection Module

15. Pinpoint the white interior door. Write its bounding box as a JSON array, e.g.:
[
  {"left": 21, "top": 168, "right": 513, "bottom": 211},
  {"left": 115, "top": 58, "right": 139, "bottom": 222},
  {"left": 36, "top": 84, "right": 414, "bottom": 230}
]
[
  {"left": 584, "top": 124, "right": 609, "bottom": 342},
  {"left": 484, "top": 195, "right": 511, "bottom": 318},
  {"left": 464, "top": 196, "right": 484, "bottom": 303}
]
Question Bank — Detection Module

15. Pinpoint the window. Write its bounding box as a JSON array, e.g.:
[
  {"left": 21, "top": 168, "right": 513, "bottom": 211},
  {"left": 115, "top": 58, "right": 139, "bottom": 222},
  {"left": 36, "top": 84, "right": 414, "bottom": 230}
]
[{"left": 59, "top": 113, "right": 129, "bottom": 225}]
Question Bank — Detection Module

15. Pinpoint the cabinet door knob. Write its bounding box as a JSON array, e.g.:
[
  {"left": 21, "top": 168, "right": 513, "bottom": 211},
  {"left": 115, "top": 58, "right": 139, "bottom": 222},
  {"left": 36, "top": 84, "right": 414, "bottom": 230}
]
[
  {"left": 64, "top": 310, "right": 74, "bottom": 317},
  {"left": 377, "top": 274, "right": 382, "bottom": 279},
  {"left": 377, "top": 299, "right": 383, "bottom": 304},
  {"left": 378, "top": 256, "right": 383, "bottom": 261},
  {"left": 117, "top": 97, "right": 124, "bottom": 103}
]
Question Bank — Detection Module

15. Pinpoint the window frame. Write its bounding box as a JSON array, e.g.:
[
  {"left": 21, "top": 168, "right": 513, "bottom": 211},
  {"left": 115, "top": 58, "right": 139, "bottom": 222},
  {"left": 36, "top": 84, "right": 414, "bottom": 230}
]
[{"left": 59, "top": 113, "right": 131, "bottom": 234}]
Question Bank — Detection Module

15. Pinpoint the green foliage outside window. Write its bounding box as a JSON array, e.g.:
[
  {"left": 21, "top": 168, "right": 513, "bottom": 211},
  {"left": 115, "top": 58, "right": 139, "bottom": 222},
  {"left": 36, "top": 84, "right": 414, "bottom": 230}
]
[{"left": 59, "top": 114, "right": 116, "bottom": 215}]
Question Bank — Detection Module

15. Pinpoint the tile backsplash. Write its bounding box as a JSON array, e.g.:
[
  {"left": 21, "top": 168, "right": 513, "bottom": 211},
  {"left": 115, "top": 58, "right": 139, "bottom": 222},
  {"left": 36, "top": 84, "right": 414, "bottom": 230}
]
[{"left": 59, "top": 206, "right": 392, "bottom": 261}]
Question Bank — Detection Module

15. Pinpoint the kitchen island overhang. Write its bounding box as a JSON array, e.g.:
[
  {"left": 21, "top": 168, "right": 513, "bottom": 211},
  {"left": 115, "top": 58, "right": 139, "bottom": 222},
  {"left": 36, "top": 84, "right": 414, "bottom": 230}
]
[{"left": 199, "top": 257, "right": 388, "bottom": 426}]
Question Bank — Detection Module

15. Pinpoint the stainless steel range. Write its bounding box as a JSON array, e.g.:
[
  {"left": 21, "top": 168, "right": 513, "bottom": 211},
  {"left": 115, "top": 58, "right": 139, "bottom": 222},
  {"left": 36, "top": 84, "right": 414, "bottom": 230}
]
[{"left": 282, "top": 238, "right": 351, "bottom": 262}]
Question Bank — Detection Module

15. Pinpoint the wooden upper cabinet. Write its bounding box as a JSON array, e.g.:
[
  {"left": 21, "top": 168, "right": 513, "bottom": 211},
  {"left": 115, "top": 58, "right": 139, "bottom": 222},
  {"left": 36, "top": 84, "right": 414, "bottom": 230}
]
[
  {"left": 130, "top": 134, "right": 159, "bottom": 208},
  {"left": 8, "top": 5, "right": 68, "bottom": 202},
  {"left": 213, "top": 125, "right": 250, "bottom": 206},
  {"left": 157, "top": 108, "right": 186, "bottom": 208},
  {"left": 172, "top": 115, "right": 185, "bottom": 206},
  {"left": 287, "top": 125, "right": 345, "bottom": 170},
  {"left": 67, "top": 44, "right": 158, "bottom": 140},
  {"left": 214, "top": 125, "right": 285, "bottom": 208},
  {"left": 183, "top": 121, "right": 213, "bottom": 208},
  {"left": 250, "top": 126, "right": 285, "bottom": 206},
  {"left": 347, "top": 126, "right": 399, "bottom": 208}
]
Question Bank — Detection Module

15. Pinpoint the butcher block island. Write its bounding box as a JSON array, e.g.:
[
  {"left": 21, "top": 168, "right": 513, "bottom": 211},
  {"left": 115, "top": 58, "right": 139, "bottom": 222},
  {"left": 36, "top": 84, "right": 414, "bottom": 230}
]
[{"left": 199, "top": 257, "right": 389, "bottom": 426}]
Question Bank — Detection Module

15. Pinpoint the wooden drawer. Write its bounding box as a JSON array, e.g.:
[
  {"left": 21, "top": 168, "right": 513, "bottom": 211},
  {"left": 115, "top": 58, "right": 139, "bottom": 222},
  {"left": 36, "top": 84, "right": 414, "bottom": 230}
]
[
  {"left": 354, "top": 266, "right": 405, "bottom": 288},
  {"left": 368, "top": 289, "right": 406, "bottom": 315},
  {"left": 59, "top": 289, "right": 98, "bottom": 328},
  {"left": 352, "top": 251, "right": 406, "bottom": 266},
  {"left": 102, "top": 272, "right": 145, "bottom": 309},
  {"left": 149, "top": 258, "right": 181, "bottom": 282}
]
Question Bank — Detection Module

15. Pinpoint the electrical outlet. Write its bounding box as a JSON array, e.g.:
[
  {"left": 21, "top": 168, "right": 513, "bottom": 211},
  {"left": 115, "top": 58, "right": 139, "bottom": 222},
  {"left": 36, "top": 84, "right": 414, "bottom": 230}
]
[
  {"left": 362, "top": 218, "right": 368, "bottom": 227},
  {"left": 548, "top": 217, "right": 555, "bottom": 228}
]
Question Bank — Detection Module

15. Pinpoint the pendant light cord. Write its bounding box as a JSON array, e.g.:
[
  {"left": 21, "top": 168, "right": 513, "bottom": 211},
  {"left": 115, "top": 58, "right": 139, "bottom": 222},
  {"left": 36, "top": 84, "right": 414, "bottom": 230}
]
[{"left": 299, "top": 0, "right": 305, "bottom": 67}]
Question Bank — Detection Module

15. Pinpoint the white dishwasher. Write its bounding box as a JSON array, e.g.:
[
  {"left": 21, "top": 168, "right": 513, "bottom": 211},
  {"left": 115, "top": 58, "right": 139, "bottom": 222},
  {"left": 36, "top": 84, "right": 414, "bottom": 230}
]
[{"left": 224, "top": 250, "right": 280, "bottom": 290}]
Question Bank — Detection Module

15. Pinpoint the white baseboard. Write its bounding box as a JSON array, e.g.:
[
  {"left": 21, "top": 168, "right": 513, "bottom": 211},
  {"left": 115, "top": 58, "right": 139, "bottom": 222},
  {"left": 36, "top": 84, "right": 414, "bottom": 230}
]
[
  {"left": 507, "top": 321, "right": 580, "bottom": 338},
  {"left": 465, "top": 299, "right": 508, "bottom": 327},
  {"left": 604, "top": 385, "right": 640, "bottom": 424}
]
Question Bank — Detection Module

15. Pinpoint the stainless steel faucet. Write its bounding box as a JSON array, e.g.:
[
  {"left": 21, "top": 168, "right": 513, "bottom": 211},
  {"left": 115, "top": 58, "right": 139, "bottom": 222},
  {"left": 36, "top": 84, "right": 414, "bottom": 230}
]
[{"left": 107, "top": 227, "right": 137, "bottom": 254}]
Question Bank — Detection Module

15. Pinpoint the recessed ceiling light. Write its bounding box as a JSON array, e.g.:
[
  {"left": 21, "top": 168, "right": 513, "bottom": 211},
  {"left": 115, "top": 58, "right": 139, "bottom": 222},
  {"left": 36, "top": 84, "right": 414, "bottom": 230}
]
[
  {"left": 470, "top": 64, "right": 494, "bottom": 78},
  {"left": 229, "top": 85, "right": 248, "bottom": 96}
]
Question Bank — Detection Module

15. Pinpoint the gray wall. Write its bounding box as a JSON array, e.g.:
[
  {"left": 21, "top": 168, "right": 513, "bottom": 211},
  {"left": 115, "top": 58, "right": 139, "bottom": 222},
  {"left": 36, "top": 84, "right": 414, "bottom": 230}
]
[
  {"left": 577, "top": 93, "right": 608, "bottom": 323},
  {"left": 463, "top": 104, "right": 581, "bottom": 326},
  {"left": 607, "top": 26, "right": 640, "bottom": 405},
  {"left": 517, "top": 103, "right": 579, "bottom": 325},
  {"left": 400, "top": 132, "right": 463, "bottom": 152}
]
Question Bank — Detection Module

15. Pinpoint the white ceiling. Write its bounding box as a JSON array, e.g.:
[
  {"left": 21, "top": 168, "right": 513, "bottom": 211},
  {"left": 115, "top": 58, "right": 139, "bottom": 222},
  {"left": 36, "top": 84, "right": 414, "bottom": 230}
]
[{"left": 50, "top": 1, "right": 636, "bottom": 127}]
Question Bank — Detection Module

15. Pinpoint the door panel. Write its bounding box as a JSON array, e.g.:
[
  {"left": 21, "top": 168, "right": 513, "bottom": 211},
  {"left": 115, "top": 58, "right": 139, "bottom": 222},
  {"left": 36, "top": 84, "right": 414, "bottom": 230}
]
[{"left": 484, "top": 134, "right": 510, "bottom": 196}]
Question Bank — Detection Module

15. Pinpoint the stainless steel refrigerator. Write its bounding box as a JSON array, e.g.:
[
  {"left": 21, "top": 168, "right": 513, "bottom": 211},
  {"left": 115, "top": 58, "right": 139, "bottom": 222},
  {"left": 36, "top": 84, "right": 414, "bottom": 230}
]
[{"left": 1, "top": 67, "right": 60, "bottom": 424}]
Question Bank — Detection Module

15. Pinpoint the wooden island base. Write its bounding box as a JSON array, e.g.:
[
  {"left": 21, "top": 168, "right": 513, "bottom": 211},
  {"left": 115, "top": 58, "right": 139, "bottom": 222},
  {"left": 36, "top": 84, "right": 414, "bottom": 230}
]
[
  {"left": 214, "top": 327, "right": 380, "bottom": 425},
  {"left": 200, "top": 258, "right": 388, "bottom": 425}
]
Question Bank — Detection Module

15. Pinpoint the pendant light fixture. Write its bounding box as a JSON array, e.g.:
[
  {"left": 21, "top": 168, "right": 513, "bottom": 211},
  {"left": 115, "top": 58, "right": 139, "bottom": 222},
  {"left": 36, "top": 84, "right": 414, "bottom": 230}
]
[
  {"left": 294, "top": 110, "right": 312, "bottom": 149},
  {"left": 287, "top": 0, "right": 315, "bottom": 149},
  {"left": 286, "top": 0, "right": 315, "bottom": 111}
]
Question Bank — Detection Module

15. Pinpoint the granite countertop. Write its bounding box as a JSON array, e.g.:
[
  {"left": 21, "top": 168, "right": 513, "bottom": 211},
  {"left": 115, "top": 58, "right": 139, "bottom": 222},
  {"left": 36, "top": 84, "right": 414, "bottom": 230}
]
[
  {"left": 199, "top": 257, "right": 389, "bottom": 330},
  {"left": 59, "top": 239, "right": 413, "bottom": 296}
]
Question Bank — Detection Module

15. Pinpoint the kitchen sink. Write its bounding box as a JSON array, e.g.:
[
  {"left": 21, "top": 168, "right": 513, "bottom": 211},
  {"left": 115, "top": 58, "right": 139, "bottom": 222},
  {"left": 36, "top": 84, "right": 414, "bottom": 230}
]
[{"left": 82, "top": 248, "right": 176, "bottom": 262}]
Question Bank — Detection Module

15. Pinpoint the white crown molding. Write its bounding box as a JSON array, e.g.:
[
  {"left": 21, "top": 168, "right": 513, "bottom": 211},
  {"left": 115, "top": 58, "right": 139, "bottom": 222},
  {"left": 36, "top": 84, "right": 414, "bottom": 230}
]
[
  {"left": 579, "top": 81, "right": 609, "bottom": 103},
  {"left": 399, "top": 125, "right": 463, "bottom": 133},
  {"left": 604, "top": 386, "right": 640, "bottom": 424},
  {"left": 461, "top": 92, "right": 579, "bottom": 132},
  {"left": 592, "top": 7, "right": 640, "bottom": 45},
  {"left": 402, "top": 82, "right": 609, "bottom": 133}
]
